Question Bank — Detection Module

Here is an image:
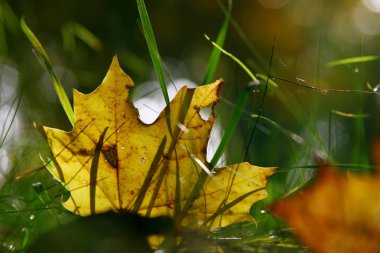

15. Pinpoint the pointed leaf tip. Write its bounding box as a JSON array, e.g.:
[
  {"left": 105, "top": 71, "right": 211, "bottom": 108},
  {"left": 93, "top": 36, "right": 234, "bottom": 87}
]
[{"left": 103, "top": 55, "right": 134, "bottom": 89}]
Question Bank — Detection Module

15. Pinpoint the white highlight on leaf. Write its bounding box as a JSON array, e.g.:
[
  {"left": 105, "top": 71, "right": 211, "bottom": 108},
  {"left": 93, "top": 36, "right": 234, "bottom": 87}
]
[
  {"left": 133, "top": 77, "right": 226, "bottom": 166},
  {"left": 177, "top": 122, "right": 189, "bottom": 133},
  {"left": 190, "top": 153, "right": 214, "bottom": 177}
]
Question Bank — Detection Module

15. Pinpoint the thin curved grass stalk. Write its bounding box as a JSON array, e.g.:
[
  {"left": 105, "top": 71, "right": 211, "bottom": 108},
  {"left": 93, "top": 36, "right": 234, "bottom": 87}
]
[{"left": 20, "top": 18, "right": 75, "bottom": 126}]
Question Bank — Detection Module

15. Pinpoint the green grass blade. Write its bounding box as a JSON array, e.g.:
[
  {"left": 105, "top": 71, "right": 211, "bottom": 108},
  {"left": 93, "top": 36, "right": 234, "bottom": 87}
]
[
  {"left": 136, "top": 0, "right": 169, "bottom": 106},
  {"left": 90, "top": 127, "right": 108, "bottom": 215},
  {"left": 20, "top": 18, "right": 75, "bottom": 126},
  {"left": 210, "top": 87, "right": 250, "bottom": 167},
  {"left": 326, "top": 55, "right": 380, "bottom": 67},
  {"left": 205, "top": 35, "right": 258, "bottom": 82},
  {"left": 202, "top": 1, "right": 231, "bottom": 85},
  {"left": 62, "top": 21, "right": 103, "bottom": 52}
]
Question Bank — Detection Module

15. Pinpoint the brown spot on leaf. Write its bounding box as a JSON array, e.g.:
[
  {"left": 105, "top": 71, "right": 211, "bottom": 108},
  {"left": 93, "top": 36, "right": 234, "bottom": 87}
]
[
  {"left": 102, "top": 145, "right": 118, "bottom": 169},
  {"left": 77, "top": 149, "right": 95, "bottom": 156}
]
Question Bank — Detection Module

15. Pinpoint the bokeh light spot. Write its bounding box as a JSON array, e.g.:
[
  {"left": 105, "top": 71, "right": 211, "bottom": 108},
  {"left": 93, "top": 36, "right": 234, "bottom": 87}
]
[{"left": 363, "top": 0, "right": 380, "bottom": 12}]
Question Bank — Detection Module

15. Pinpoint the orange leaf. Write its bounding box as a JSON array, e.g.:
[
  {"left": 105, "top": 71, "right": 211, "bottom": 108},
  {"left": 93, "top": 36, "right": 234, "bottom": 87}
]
[{"left": 272, "top": 166, "right": 380, "bottom": 253}]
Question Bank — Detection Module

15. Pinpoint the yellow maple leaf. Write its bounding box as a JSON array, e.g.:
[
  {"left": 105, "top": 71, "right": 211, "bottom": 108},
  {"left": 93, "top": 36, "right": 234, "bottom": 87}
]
[
  {"left": 39, "top": 56, "right": 276, "bottom": 231},
  {"left": 272, "top": 165, "right": 380, "bottom": 253}
]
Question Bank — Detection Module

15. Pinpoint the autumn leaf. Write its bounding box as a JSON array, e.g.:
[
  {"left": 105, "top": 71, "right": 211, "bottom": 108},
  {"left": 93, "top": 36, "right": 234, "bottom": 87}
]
[
  {"left": 372, "top": 137, "right": 380, "bottom": 169},
  {"left": 38, "top": 56, "right": 276, "bottom": 231},
  {"left": 272, "top": 165, "right": 380, "bottom": 253}
]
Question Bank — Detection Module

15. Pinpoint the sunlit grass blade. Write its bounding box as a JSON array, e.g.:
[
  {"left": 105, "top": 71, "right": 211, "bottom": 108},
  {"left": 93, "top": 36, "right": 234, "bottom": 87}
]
[
  {"left": 202, "top": 1, "right": 231, "bottom": 85},
  {"left": 205, "top": 35, "right": 258, "bottom": 82},
  {"left": 330, "top": 109, "right": 369, "bottom": 118},
  {"left": 20, "top": 18, "right": 75, "bottom": 126},
  {"left": 61, "top": 21, "right": 103, "bottom": 52},
  {"left": 136, "top": 0, "right": 169, "bottom": 106},
  {"left": 326, "top": 55, "right": 380, "bottom": 67}
]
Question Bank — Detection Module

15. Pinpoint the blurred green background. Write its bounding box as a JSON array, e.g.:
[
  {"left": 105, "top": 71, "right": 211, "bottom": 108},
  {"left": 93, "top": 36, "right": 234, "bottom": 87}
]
[{"left": 0, "top": 0, "right": 379, "bottom": 251}]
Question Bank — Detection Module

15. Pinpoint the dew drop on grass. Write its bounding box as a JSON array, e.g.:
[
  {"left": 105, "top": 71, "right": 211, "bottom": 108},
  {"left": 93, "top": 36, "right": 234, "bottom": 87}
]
[
  {"left": 32, "top": 182, "right": 43, "bottom": 194},
  {"left": 354, "top": 67, "right": 359, "bottom": 73},
  {"left": 373, "top": 84, "right": 380, "bottom": 92},
  {"left": 248, "top": 79, "right": 261, "bottom": 87},
  {"left": 29, "top": 215, "right": 34, "bottom": 220},
  {"left": 11, "top": 198, "right": 22, "bottom": 210}
]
